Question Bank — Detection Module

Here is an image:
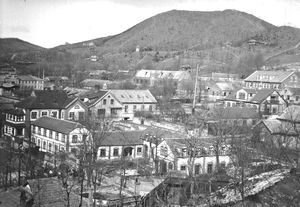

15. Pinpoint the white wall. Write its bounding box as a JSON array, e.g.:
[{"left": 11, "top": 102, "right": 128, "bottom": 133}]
[{"left": 176, "top": 155, "right": 230, "bottom": 174}]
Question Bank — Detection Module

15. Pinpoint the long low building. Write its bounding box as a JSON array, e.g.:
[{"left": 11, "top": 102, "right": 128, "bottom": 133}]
[
  {"left": 96, "top": 131, "right": 146, "bottom": 160},
  {"left": 156, "top": 138, "right": 230, "bottom": 175}
]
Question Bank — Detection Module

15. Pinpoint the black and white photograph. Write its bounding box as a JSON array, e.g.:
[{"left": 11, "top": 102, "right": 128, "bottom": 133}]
[{"left": 1, "top": 0, "right": 300, "bottom": 206}]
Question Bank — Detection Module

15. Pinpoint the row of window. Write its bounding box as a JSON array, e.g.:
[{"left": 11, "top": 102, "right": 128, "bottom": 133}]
[
  {"left": 178, "top": 146, "right": 229, "bottom": 157},
  {"left": 226, "top": 101, "right": 258, "bottom": 109},
  {"left": 31, "top": 110, "right": 84, "bottom": 121},
  {"left": 99, "top": 147, "right": 143, "bottom": 157},
  {"left": 20, "top": 80, "right": 42, "bottom": 84},
  {"left": 33, "top": 126, "right": 69, "bottom": 143},
  {"left": 246, "top": 82, "right": 280, "bottom": 89},
  {"left": 179, "top": 162, "right": 226, "bottom": 174},
  {"left": 135, "top": 79, "right": 149, "bottom": 84},
  {"left": 32, "top": 137, "right": 64, "bottom": 152},
  {"left": 96, "top": 105, "right": 156, "bottom": 116},
  {"left": 6, "top": 114, "right": 25, "bottom": 122},
  {"left": 124, "top": 104, "right": 155, "bottom": 113},
  {"left": 31, "top": 110, "right": 59, "bottom": 119}
]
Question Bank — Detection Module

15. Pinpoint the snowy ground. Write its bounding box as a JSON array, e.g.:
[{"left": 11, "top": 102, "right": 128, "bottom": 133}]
[{"left": 209, "top": 168, "right": 290, "bottom": 206}]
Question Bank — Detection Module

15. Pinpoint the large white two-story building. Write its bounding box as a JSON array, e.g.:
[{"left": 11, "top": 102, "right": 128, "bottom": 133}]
[
  {"left": 31, "top": 116, "right": 89, "bottom": 155},
  {"left": 84, "top": 89, "right": 158, "bottom": 120}
]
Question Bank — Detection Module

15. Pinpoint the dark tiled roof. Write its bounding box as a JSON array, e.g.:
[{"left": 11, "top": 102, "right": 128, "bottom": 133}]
[
  {"left": 100, "top": 131, "right": 145, "bottom": 146},
  {"left": 208, "top": 107, "right": 260, "bottom": 120},
  {"left": 165, "top": 137, "right": 216, "bottom": 157},
  {"left": 4, "top": 108, "right": 25, "bottom": 115},
  {"left": 0, "top": 102, "right": 15, "bottom": 111},
  {"left": 80, "top": 90, "right": 108, "bottom": 106},
  {"left": 32, "top": 116, "right": 83, "bottom": 134},
  {"left": 12, "top": 89, "right": 33, "bottom": 99},
  {"left": 17, "top": 75, "right": 43, "bottom": 81},
  {"left": 249, "top": 89, "right": 275, "bottom": 103},
  {"left": 277, "top": 105, "right": 300, "bottom": 122},
  {"left": 15, "top": 90, "right": 74, "bottom": 109},
  {"left": 287, "top": 87, "right": 300, "bottom": 96},
  {"left": 243, "top": 88, "right": 258, "bottom": 94},
  {"left": 224, "top": 92, "right": 237, "bottom": 100},
  {"left": 80, "top": 90, "right": 108, "bottom": 100}
]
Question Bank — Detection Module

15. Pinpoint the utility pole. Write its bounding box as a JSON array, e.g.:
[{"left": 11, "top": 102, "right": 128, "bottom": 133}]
[{"left": 192, "top": 64, "right": 199, "bottom": 114}]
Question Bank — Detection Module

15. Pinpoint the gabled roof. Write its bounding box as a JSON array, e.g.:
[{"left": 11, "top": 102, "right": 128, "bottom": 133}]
[
  {"left": 80, "top": 90, "right": 109, "bottom": 106},
  {"left": 215, "top": 82, "right": 236, "bottom": 91},
  {"left": 4, "top": 108, "right": 25, "bottom": 115},
  {"left": 260, "top": 113, "right": 300, "bottom": 135},
  {"left": 81, "top": 90, "right": 108, "bottom": 100},
  {"left": 109, "top": 90, "right": 157, "bottom": 104},
  {"left": 286, "top": 87, "right": 300, "bottom": 96},
  {"left": 99, "top": 131, "right": 145, "bottom": 146},
  {"left": 63, "top": 97, "right": 88, "bottom": 109},
  {"left": 164, "top": 137, "right": 217, "bottom": 157},
  {"left": 242, "top": 88, "right": 258, "bottom": 94},
  {"left": 224, "top": 91, "right": 237, "bottom": 100},
  {"left": 277, "top": 105, "right": 300, "bottom": 123},
  {"left": 63, "top": 87, "right": 90, "bottom": 97},
  {"left": 17, "top": 75, "right": 43, "bottom": 81},
  {"left": 244, "top": 70, "right": 294, "bottom": 83},
  {"left": 32, "top": 116, "right": 83, "bottom": 134},
  {"left": 261, "top": 119, "right": 284, "bottom": 134},
  {"left": 249, "top": 89, "right": 275, "bottom": 103},
  {"left": 207, "top": 107, "right": 260, "bottom": 120},
  {"left": 15, "top": 90, "right": 74, "bottom": 109}
]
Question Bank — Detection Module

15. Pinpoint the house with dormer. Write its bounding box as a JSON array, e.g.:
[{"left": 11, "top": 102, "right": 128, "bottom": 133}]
[
  {"left": 244, "top": 70, "right": 300, "bottom": 89},
  {"left": 84, "top": 89, "right": 158, "bottom": 120},
  {"left": 224, "top": 88, "right": 287, "bottom": 117}
]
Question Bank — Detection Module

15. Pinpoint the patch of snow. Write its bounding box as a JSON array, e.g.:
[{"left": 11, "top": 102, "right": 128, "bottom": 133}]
[{"left": 210, "top": 168, "right": 290, "bottom": 205}]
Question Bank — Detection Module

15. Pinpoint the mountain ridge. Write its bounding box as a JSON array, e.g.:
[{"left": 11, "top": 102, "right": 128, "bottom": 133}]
[
  {"left": 1, "top": 9, "right": 300, "bottom": 69},
  {"left": 54, "top": 9, "right": 300, "bottom": 54},
  {"left": 0, "top": 38, "right": 45, "bottom": 56}
]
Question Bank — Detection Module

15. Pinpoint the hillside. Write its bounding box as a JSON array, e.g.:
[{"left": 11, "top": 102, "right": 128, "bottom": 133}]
[
  {"left": 104, "top": 9, "right": 277, "bottom": 51},
  {"left": 59, "top": 9, "right": 282, "bottom": 53},
  {"left": 56, "top": 9, "right": 300, "bottom": 71},
  {"left": 0, "top": 38, "right": 45, "bottom": 56},
  {"left": 1, "top": 9, "right": 300, "bottom": 77}
]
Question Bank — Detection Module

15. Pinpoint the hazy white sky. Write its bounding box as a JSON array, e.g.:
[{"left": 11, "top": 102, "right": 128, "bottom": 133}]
[{"left": 1, "top": 0, "right": 300, "bottom": 48}]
